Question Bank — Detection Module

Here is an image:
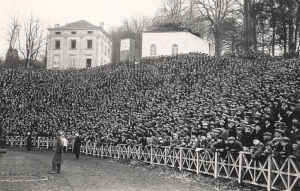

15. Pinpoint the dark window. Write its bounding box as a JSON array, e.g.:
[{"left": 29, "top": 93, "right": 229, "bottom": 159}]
[
  {"left": 71, "top": 31, "right": 76, "bottom": 34},
  {"left": 150, "top": 44, "right": 157, "bottom": 56},
  {"left": 87, "top": 31, "right": 93, "bottom": 34},
  {"left": 55, "top": 41, "right": 60, "bottom": 49},
  {"left": 71, "top": 40, "right": 76, "bottom": 49},
  {"left": 86, "top": 59, "right": 91, "bottom": 68},
  {"left": 55, "top": 32, "right": 61, "bottom": 35},
  {"left": 87, "top": 40, "right": 92, "bottom": 49}
]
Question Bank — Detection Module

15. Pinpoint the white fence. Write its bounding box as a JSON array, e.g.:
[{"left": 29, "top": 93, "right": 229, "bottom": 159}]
[{"left": 5, "top": 136, "right": 300, "bottom": 191}]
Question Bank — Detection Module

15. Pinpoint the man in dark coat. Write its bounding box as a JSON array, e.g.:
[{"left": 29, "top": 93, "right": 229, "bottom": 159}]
[
  {"left": 50, "top": 131, "right": 63, "bottom": 174},
  {"left": 26, "top": 132, "right": 32, "bottom": 151},
  {"left": 73, "top": 133, "right": 81, "bottom": 160}
]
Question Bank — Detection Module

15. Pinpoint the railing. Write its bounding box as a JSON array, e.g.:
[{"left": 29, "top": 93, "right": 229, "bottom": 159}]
[{"left": 4, "top": 136, "right": 300, "bottom": 191}]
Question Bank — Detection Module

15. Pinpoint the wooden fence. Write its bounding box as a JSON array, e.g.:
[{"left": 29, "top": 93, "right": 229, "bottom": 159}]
[{"left": 5, "top": 136, "right": 300, "bottom": 191}]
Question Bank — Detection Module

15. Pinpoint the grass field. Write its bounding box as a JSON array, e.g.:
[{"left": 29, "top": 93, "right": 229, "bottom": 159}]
[{"left": 0, "top": 147, "right": 216, "bottom": 191}]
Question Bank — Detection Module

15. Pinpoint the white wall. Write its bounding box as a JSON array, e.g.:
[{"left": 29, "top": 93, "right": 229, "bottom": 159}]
[{"left": 142, "top": 31, "right": 210, "bottom": 57}]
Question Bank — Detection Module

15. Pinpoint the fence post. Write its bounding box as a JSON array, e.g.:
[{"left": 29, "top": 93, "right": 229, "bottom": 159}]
[
  {"left": 179, "top": 148, "right": 182, "bottom": 171},
  {"left": 72, "top": 139, "right": 75, "bottom": 153},
  {"left": 117, "top": 145, "right": 120, "bottom": 159},
  {"left": 86, "top": 142, "right": 88, "bottom": 155},
  {"left": 196, "top": 151, "right": 199, "bottom": 174},
  {"left": 93, "top": 142, "right": 96, "bottom": 156},
  {"left": 165, "top": 147, "right": 167, "bottom": 166},
  {"left": 37, "top": 137, "right": 40, "bottom": 148},
  {"left": 214, "top": 152, "right": 219, "bottom": 178},
  {"left": 109, "top": 144, "right": 112, "bottom": 158},
  {"left": 267, "top": 155, "right": 272, "bottom": 191},
  {"left": 47, "top": 138, "right": 49, "bottom": 149},
  {"left": 11, "top": 137, "right": 13, "bottom": 147},
  {"left": 238, "top": 152, "right": 243, "bottom": 184},
  {"left": 150, "top": 146, "right": 153, "bottom": 164},
  {"left": 20, "top": 137, "right": 22, "bottom": 148}
]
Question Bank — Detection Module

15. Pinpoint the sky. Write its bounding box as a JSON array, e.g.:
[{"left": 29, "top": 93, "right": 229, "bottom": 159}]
[{"left": 0, "top": 0, "right": 161, "bottom": 58}]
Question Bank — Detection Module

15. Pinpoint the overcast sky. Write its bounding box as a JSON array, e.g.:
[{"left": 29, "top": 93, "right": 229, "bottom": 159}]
[{"left": 0, "top": 0, "right": 161, "bottom": 58}]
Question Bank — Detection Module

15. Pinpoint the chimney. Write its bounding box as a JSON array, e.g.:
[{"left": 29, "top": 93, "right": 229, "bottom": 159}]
[
  {"left": 99, "top": 22, "right": 104, "bottom": 28},
  {"left": 55, "top": 23, "right": 60, "bottom": 28}
]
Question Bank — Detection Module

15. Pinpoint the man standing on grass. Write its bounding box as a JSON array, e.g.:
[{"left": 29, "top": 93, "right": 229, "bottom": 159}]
[
  {"left": 50, "top": 130, "right": 63, "bottom": 174},
  {"left": 74, "top": 133, "right": 81, "bottom": 160}
]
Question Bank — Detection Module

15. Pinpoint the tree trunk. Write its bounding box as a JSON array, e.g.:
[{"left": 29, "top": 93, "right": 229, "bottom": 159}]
[
  {"left": 284, "top": 21, "right": 287, "bottom": 57},
  {"left": 244, "top": 0, "right": 249, "bottom": 53},
  {"left": 214, "top": 26, "right": 221, "bottom": 57},
  {"left": 252, "top": 17, "right": 257, "bottom": 51}
]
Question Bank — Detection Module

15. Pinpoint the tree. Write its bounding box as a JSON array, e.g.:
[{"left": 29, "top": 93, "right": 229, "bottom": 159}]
[
  {"left": 153, "top": 0, "right": 207, "bottom": 38},
  {"left": 196, "top": 0, "right": 239, "bottom": 57},
  {"left": 17, "top": 13, "right": 46, "bottom": 68},
  {"left": 122, "top": 14, "right": 152, "bottom": 58}
]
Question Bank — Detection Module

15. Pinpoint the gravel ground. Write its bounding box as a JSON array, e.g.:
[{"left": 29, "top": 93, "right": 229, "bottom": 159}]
[{"left": 0, "top": 147, "right": 215, "bottom": 191}]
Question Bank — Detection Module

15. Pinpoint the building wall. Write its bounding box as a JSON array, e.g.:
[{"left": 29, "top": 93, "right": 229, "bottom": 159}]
[
  {"left": 120, "top": 38, "right": 136, "bottom": 61},
  {"left": 47, "top": 29, "right": 112, "bottom": 69},
  {"left": 142, "top": 32, "right": 210, "bottom": 57}
]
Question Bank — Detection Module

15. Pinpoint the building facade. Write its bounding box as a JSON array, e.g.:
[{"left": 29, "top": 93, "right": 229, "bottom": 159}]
[
  {"left": 47, "top": 20, "right": 112, "bottom": 69},
  {"left": 142, "top": 27, "right": 210, "bottom": 57},
  {"left": 120, "top": 38, "right": 136, "bottom": 61}
]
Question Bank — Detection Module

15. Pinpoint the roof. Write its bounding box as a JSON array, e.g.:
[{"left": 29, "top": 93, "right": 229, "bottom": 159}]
[
  {"left": 48, "top": 20, "right": 112, "bottom": 41},
  {"left": 54, "top": 20, "right": 99, "bottom": 29},
  {"left": 144, "top": 26, "right": 202, "bottom": 38}
]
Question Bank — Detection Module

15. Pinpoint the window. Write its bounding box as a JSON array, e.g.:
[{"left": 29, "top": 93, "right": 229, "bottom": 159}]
[
  {"left": 71, "top": 31, "right": 76, "bottom": 34},
  {"left": 55, "top": 32, "right": 61, "bottom": 35},
  {"left": 87, "top": 40, "right": 93, "bottom": 49},
  {"left": 70, "top": 56, "right": 76, "bottom": 68},
  {"left": 172, "top": 44, "right": 178, "bottom": 55},
  {"left": 101, "top": 41, "right": 103, "bottom": 52},
  {"left": 87, "top": 31, "right": 93, "bottom": 34},
  {"left": 108, "top": 48, "right": 110, "bottom": 57},
  {"left": 55, "top": 40, "right": 60, "bottom": 49},
  {"left": 150, "top": 44, "right": 157, "bottom": 56},
  {"left": 105, "top": 46, "right": 107, "bottom": 55},
  {"left": 53, "top": 56, "right": 59, "bottom": 68},
  {"left": 71, "top": 40, "right": 76, "bottom": 49}
]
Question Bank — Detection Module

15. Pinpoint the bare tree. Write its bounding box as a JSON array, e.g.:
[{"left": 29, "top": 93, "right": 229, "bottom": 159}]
[
  {"left": 122, "top": 14, "right": 151, "bottom": 58},
  {"left": 196, "top": 0, "right": 239, "bottom": 57},
  {"left": 4, "top": 11, "right": 20, "bottom": 49},
  {"left": 17, "top": 13, "right": 46, "bottom": 68},
  {"left": 157, "top": 0, "right": 188, "bottom": 23}
]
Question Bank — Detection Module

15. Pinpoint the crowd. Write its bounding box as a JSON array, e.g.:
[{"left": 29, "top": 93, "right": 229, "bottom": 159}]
[{"left": 1, "top": 52, "right": 300, "bottom": 160}]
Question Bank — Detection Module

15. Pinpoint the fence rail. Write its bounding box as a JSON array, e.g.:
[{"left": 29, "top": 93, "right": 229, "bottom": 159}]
[{"left": 4, "top": 136, "right": 300, "bottom": 191}]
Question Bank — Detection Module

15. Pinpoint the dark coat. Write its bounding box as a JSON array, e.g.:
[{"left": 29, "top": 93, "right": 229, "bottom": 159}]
[
  {"left": 226, "top": 141, "right": 243, "bottom": 153},
  {"left": 26, "top": 135, "right": 32, "bottom": 148},
  {"left": 73, "top": 137, "right": 81, "bottom": 153},
  {"left": 52, "top": 137, "right": 63, "bottom": 164},
  {"left": 241, "top": 130, "right": 254, "bottom": 147},
  {"left": 210, "top": 141, "right": 227, "bottom": 152},
  {"left": 251, "top": 142, "right": 264, "bottom": 159}
]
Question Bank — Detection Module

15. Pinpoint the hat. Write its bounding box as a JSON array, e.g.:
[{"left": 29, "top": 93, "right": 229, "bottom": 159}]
[
  {"left": 272, "top": 137, "right": 280, "bottom": 143},
  {"left": 216, "top": 135, "right": 224, "bottom": 140},
  {"left": 275, "top": 129, "right": 284, "bottom": 134},
  {"left": 293, "top": 122, "right": 300, "bottom": 129},
  {"left": 228, "top": 137, "right": 235, "bottom": 141},
  {"left": 75, "top": 133, "right": 79, "bottom": 136},
  {"left": 263, "top": 132, "right": 272, "bottom": 137},
  {"left": 281, "top": 137, "right": 290, "bottom": 142}
]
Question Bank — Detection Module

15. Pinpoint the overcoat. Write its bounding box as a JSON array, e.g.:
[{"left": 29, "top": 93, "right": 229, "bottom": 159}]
[
  {"left": 73, "top": 137, "right": 81, "bottom": 153},
  {"left": 52, "top": 137, "right": 63, "bottom": 164}
]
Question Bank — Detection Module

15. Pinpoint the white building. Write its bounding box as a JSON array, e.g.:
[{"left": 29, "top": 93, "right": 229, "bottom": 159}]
[
  {"left": 47, "top": 20, "right": 112, "bottom": 69},
  {"left": 142, "top": 27, "right": 210, "bottom": 57}
]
